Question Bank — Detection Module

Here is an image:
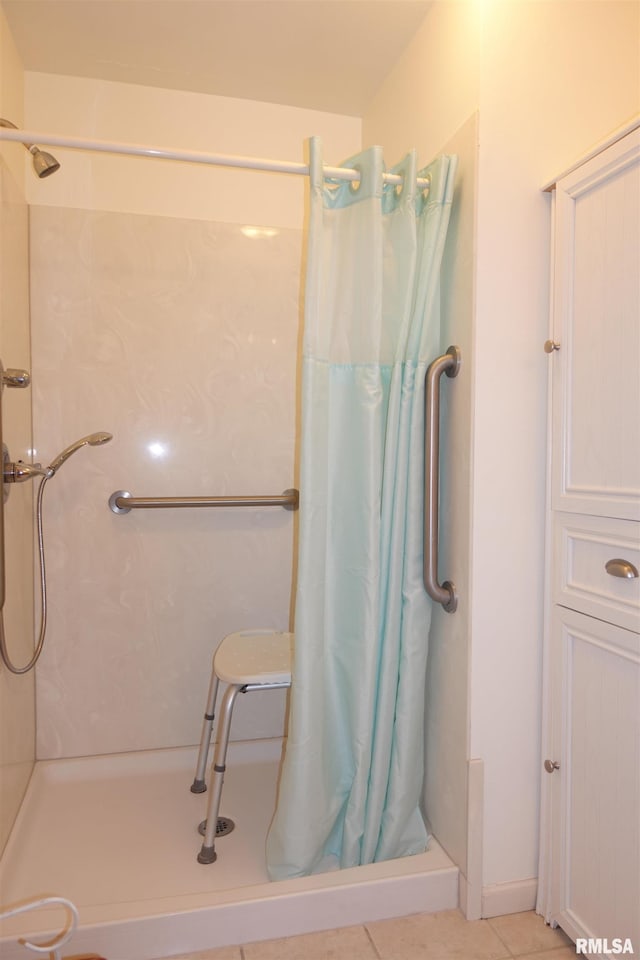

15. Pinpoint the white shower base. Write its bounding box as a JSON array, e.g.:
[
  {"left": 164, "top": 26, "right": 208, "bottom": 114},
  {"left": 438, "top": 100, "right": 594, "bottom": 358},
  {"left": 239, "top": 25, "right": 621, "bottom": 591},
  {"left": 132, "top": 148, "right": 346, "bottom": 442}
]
[{"left": 0, "top": 739, "right": 458, "bottom": 960}]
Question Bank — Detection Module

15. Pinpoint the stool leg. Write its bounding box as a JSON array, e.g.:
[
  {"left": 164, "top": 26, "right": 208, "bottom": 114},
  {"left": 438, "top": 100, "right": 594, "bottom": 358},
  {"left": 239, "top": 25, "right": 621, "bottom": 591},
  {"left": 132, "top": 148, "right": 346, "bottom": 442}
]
[
  {"left": 197, "top": 684, "right": 243, "bottom": 864},
  {"left": 190, "top": 671, "right": 220, "bottom": 793}
]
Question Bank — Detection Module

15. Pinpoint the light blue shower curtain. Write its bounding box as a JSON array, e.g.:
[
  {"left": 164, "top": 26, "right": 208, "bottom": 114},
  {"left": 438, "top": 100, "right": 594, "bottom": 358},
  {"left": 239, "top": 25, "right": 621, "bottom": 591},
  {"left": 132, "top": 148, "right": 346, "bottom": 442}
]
[{"left": 266, "top": 139, "right": 457, "bottom": 879}]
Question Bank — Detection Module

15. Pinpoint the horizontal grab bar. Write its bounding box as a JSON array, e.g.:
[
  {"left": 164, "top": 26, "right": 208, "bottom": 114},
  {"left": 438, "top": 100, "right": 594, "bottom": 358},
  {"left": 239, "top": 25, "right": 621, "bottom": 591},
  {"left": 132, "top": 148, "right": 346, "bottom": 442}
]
[{"left": 109, "top": 488, "right": 299, "bottom": 514}]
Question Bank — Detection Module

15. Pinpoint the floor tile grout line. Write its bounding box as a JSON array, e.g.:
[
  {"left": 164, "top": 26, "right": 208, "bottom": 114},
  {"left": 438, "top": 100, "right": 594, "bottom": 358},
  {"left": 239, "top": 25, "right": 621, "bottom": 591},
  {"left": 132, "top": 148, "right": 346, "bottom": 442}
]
[
  {"left": 511, "top": 948, "right": 577, "bottom": 958},
  {"left": 484, "top": 914, "right": 576, "bottom": 959},
  {"left": 481, "top": 917, "right": 515, "bottom": 960},
  {"left": 483, "top": 916, "right": 518, "bottom": 957},
  {"left": 364, "top": 922, "right": 383, "bottom": 959}
]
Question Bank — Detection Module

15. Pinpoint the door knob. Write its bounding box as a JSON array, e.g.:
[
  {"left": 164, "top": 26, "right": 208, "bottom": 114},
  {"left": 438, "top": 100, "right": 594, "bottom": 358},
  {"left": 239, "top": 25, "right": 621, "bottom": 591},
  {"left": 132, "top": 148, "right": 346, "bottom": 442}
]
[
  {"left": 544, "top": 340, "right": 560, "bottom": 353},
  {"left": 544, "top": 759, "right": 560, "bottom": 773}
]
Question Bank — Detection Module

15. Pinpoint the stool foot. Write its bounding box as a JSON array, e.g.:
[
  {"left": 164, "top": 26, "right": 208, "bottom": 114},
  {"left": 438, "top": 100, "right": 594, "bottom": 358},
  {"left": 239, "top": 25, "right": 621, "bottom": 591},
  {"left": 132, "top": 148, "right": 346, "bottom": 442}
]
[
  {"left": 190, "top": 779, "right": 207, "bottom": 794},
  {"left": 197, "top": 844, "right": 217, "bottom": 864}
]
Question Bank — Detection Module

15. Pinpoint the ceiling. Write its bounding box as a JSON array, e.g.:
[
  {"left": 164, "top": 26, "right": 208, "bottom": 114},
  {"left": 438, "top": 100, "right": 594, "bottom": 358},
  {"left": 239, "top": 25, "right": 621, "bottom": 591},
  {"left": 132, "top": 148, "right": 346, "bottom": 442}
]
[{"left": 2, "top": 0, "right": 433, "bottom": 116}]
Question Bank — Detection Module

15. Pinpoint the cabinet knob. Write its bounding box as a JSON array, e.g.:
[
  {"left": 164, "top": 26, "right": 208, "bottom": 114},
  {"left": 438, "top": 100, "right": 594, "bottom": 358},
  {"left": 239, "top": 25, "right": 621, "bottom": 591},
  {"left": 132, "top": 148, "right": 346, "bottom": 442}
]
[
  {"left": 605, "top": 558, "right": 639, "bottom": 579},
  {"left": 544, "top": 340, "right": 560, "bottom": 353},
  {"left": 544, "top": 759, "right": 560, "bottom": 773}
]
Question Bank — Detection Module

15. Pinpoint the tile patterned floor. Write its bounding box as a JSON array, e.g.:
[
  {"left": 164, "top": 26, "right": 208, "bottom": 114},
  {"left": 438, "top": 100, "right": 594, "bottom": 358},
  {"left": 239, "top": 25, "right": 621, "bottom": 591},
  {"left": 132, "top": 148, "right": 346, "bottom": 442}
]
[{"left": 155, "top": 909, "right": 575, "bottom": 960}]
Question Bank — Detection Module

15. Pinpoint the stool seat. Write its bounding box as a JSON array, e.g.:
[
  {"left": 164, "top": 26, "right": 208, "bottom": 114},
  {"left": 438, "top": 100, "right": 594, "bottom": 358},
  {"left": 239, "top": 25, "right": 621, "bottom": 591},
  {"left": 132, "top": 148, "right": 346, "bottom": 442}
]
[
  {"left": 214, "top": 629, "right": 293, "bottom": 686},
  {"left": 191, "top": 627, "right": 294, "bottom": 864}
]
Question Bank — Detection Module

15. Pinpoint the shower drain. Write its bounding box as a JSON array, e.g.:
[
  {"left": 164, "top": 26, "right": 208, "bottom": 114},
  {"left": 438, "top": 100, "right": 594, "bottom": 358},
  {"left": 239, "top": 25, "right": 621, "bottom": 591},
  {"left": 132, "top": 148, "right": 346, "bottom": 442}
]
[{"left": 198, "top": 816, "right": 235, "bottom": 838}]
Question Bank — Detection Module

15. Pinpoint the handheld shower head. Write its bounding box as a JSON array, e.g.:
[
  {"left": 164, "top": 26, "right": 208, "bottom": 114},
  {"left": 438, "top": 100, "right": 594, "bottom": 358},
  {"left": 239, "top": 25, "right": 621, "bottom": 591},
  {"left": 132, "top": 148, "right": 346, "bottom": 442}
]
[
  {"left": 0, "top": 118, "right": 61, "bottom": 178},
  {"left": 47, "top": 432, "right": 113, "bottom": 476}
]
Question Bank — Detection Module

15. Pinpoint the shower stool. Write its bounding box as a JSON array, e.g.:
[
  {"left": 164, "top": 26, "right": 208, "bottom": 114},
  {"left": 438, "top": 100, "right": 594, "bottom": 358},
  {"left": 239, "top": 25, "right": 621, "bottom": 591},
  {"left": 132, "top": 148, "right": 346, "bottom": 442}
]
[{"left": 191, "top": 628, "right": 293, "bottom": 864}]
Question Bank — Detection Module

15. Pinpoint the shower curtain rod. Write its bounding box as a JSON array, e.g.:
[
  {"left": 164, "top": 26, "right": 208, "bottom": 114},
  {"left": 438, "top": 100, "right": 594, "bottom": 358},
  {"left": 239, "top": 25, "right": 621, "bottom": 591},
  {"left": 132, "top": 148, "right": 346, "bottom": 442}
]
[{"left": 0, "top": 127, "right": 430, "bottom": 188}]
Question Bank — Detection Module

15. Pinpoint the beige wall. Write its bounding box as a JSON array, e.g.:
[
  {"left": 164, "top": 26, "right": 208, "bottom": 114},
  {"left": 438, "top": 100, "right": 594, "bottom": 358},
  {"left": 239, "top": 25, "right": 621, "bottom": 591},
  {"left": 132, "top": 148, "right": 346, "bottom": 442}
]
[
  {"left": 0, "top": 6, "right": 36, "bottom": 854},
  {"left": 0, "top": 7, "right": 25, "bottom": 185},
  {"left": 364, "top": 0, "right": 480, "bottom": 163},
  {"left": 364, "top": 0, "right": 640, "bottom": 904},
  {"left": 472, "top": 0, "right": 639, "bottom": 896},
  {"left": 24, "top": 72, "right": 360, "bottom": 229},
  {"left": 423, "top": 112, "right": 478, "bottom": 901}
]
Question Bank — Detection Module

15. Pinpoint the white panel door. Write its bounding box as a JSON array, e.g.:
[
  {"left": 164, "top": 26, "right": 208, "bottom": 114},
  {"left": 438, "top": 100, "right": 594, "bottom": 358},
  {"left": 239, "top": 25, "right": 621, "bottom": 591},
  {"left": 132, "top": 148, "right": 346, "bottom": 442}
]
[
  {"left": 551, "top": 129, "right": 640, "bottom": 521},
  {"left": 548, "top": 605, "right": 640, "bottom": 951}
]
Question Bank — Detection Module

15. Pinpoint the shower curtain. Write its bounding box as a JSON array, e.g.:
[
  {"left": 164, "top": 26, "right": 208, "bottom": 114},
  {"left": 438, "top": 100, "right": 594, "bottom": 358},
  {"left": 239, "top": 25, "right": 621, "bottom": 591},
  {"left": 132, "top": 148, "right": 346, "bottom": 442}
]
[{"left": 267, "top": 138, "right": 457, "bottom": 879}]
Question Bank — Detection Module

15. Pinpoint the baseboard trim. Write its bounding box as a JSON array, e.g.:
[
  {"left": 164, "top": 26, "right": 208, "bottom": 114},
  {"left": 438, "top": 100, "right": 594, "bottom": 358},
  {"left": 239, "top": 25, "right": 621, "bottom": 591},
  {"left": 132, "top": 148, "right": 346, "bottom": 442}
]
[
  {"left": 482, "top": 878, "right": 538, "bottom": 918},
  {"left": 461, "top": 758, "right": 484, "bottom": 920}
]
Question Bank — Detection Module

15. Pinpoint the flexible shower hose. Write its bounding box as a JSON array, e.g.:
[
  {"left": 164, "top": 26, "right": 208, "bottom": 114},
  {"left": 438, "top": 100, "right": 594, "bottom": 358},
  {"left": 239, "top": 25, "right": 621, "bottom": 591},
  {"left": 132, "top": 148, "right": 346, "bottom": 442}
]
[{"left": 0, "top": 473, "right": 50, "bottom": 674}]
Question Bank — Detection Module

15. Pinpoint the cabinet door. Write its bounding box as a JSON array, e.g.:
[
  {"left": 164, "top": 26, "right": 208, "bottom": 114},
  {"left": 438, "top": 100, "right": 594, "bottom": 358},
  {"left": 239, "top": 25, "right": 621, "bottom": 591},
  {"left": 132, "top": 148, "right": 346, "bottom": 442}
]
[
  {"left": 548, "top": 605, "right": 640, "bottom": 950},
  {"left": 551, "top": 129, "right": 640, "bottom": 521}
]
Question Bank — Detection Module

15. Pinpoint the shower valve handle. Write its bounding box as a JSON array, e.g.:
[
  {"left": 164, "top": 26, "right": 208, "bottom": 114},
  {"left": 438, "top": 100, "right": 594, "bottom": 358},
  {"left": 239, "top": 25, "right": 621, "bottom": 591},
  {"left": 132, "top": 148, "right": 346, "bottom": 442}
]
[
  {"left": 1, "top": 367, "right": 31, "bottom": 388},
  {"left": 3, "top": 458, "right": 49, "bottom": 483}
]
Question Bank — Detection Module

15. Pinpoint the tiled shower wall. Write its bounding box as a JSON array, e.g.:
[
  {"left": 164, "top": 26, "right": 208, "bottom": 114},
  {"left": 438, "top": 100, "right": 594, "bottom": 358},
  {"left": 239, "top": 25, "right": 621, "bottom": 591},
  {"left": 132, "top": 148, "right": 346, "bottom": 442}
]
[{"left": 30, "top": 206, "right": 302, "bottom": 759}]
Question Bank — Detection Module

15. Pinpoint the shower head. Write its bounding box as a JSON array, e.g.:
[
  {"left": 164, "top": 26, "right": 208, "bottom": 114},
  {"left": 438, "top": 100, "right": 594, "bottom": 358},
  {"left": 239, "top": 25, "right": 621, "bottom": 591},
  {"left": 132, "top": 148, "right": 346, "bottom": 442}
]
[
  {"left": 29, "top": 145, "right": 61, "bottom": 178},
  {"left": 47, "top": 432, "right": 113, "bottom": 476},
  {"left": 0, "top": 118, "right": 61, "bottom": 178}
]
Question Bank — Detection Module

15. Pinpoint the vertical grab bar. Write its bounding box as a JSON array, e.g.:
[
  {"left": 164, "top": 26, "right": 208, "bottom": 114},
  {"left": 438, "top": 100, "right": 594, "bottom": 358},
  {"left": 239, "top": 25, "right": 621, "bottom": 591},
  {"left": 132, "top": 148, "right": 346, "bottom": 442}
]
[{"left": 424, "top": 345, "right": 461, "bottom": 613}]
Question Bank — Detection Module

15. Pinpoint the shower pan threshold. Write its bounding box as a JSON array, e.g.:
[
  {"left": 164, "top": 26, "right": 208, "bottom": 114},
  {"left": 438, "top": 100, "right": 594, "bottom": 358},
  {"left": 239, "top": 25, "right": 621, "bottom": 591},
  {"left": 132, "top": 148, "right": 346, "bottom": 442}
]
[{"left": 0, "top": 739, "right": 458, "bottom": 960}]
